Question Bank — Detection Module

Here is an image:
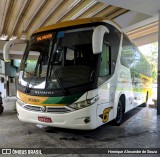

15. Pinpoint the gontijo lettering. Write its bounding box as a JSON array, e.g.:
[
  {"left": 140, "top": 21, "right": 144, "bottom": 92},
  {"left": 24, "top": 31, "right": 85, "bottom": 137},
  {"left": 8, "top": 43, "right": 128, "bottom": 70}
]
[{"left": 37, "top": 34, "right": 52, "bottom": 41}]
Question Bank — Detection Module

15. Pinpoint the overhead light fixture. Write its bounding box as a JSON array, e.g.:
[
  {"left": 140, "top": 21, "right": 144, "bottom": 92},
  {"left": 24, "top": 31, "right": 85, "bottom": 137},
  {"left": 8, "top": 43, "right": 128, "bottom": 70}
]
[
  {"left": 70, "top": 0, "right": 97, "bottom": 20},
  {"left": 0, "top": 34, "right": 8, "bottom": 40},
  {"left": 9, "top": 36, "right": 17, "bottom": 40}
]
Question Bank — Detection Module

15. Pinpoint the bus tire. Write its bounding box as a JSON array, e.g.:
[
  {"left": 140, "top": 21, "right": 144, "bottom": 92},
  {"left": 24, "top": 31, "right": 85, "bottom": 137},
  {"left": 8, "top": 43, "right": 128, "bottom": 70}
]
[{"left": 113, "top": 100, "right": 123, "bottom": 125}]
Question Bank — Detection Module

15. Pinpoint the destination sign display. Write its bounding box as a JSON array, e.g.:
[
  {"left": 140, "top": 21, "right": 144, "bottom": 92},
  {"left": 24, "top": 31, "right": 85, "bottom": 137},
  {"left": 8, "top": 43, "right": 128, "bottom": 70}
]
[{"left": 36, "top": 33, "right": 53, "bottom": 41}]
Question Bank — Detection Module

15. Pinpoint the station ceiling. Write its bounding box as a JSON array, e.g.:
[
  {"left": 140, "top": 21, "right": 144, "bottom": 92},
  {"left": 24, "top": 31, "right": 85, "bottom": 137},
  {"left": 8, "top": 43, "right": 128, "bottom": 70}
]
[
  {"left": 0, "top": 0, "right": 129, "bottom": 40},
  {"left": 0, "top": 0, "right": 158, "bottom": 40}
]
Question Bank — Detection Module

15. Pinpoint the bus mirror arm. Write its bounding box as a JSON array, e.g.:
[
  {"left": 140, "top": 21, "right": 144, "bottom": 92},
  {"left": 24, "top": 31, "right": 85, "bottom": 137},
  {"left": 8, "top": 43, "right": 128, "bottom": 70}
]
[
  {"left": 92, "top": 25, "right": 109, "bottom": 54},
  {"left": 3, "top": 39, "right": 28, "bottom": 62}
]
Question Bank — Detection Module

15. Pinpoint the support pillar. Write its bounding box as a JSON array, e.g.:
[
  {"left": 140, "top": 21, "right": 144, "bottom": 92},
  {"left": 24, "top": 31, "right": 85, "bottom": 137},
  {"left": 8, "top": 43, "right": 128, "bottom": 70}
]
[{"left": 157, "top": 11, "right": 160, "bottom": 115}]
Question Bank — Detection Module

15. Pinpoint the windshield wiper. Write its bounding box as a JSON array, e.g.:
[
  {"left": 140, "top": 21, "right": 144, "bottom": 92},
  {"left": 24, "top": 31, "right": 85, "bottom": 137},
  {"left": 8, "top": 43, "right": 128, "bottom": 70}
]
[
  {"left": 24, "top": 69, "right": 37, "bottom": 93},
  {"left": 25, "top": 75, "right": 35, "bottom": 93},
  {"left": 52, "top": 66, "right": 67, "bottom": 95},
  {"left": 48, "top": 48, "right": 67, "bottom": 94}
]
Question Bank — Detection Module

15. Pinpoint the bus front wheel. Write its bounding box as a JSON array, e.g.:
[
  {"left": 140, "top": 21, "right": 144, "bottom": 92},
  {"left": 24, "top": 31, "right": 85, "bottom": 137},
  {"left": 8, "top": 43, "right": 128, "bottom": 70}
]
[{"left": 114, "top": 100, "right": 123, "bottom": 125}]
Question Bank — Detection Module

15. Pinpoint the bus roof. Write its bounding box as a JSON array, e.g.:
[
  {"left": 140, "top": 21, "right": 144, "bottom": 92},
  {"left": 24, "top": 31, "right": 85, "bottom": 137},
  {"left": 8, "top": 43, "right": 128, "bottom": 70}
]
[{"left": 34, "top": 17, "right": 121, "bottom": 34}]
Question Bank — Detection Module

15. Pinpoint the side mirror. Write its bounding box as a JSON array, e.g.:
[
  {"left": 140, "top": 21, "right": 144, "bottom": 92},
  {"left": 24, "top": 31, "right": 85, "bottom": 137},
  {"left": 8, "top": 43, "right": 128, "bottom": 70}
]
[
  {"left": 92, "top": 25, "right": 109, "bottom": 54},
  {"left": 3, "top": 39, "right": 28, "bottom": 62}
]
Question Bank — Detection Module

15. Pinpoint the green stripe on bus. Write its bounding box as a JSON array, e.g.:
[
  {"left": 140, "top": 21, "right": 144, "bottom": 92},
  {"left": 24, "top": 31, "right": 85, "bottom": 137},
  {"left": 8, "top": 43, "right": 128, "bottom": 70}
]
[{"left": 43, "top": 93, "right": 84, "bottom": 105}]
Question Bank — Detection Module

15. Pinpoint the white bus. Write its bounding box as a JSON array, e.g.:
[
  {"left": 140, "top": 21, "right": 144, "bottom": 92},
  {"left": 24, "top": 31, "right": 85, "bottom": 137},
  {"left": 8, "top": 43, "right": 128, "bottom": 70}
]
[{"left": 4, "top": 17, "right": 152, "bottom": 130}]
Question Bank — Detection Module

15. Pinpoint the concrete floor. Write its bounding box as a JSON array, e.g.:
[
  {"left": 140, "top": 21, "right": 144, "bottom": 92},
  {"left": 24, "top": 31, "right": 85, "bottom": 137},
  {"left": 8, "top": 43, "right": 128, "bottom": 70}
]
[{"left": 1, "top": 97, "right": 160, "bottom": 157}]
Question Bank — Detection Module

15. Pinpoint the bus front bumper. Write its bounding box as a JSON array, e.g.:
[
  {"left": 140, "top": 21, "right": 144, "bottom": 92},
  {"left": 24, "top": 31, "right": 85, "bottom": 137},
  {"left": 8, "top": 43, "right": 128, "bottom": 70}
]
[{"left": 16, "top": 102, "right": 97, "bottom": 130}]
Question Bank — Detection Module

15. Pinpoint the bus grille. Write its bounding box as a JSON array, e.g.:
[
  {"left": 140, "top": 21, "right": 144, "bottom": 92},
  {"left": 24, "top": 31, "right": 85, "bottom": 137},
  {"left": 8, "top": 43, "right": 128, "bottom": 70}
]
[{"left": 23, "top": 105, "right": 71, "bottom": 113}]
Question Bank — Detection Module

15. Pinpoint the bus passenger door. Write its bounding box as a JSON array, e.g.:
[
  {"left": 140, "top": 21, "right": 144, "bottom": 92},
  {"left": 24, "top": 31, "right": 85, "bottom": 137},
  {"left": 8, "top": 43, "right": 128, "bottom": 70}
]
[{"left": 97, "top": 42, "right": 114, "bottom": 125}]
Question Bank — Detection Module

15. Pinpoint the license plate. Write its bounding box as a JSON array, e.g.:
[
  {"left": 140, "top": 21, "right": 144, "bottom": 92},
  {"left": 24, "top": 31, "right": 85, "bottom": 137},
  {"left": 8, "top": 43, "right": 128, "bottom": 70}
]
[{"left": 38, "top": 116, "right": 52, "bottom": 123}]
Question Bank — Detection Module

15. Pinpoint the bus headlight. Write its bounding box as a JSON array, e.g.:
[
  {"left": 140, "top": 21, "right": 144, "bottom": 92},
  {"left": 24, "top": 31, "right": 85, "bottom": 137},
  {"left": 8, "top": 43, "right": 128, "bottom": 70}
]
[
  {"left": 17, "top": 98, "right": 25, "bottom": 106},
  {"left": 69, "top": 96, "right": 99, "bottom": 110}
]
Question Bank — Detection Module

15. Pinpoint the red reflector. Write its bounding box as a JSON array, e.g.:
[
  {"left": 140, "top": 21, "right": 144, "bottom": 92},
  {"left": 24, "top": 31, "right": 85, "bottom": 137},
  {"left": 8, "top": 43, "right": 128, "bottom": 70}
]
[{"left": 38, "top": 116, "right": 52, "bottom": 123}]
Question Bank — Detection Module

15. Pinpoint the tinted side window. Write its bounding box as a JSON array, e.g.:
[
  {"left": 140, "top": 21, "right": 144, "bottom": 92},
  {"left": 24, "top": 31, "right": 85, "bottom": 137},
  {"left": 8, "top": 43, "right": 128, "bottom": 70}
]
[
  {"left": 121, "top": 35, "right": 134, "bottom": 69},
  {"left": 133, "top": 46, "right": 152, "bottom": 77},
  {"left": 121, "top": 35, "right": 152, "bottom": 77},
  {"left": 99, "top": 44, "right": 110, "bottom": 77}
]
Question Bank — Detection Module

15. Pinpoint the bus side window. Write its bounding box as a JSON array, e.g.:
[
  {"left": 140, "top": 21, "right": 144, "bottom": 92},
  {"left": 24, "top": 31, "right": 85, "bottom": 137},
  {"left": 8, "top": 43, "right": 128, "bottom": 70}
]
[{"left": 99, "top": 43, "right": 110, "bottom": 77}]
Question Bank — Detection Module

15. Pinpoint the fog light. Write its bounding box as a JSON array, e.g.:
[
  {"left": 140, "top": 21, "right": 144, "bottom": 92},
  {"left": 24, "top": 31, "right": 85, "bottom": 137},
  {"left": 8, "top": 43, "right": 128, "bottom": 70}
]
[{"left": 84, "top": 117, "right": 90, "bottom": 123}]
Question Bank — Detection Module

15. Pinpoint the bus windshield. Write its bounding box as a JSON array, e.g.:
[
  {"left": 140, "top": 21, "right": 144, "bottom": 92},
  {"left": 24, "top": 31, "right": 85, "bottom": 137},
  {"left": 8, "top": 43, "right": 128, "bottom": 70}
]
[
  {"left": 20, "top": 27, "right": 98, "bottom": 90},
  {"left": 47, "top": 27, "right": 96, "bottom": 89}
]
